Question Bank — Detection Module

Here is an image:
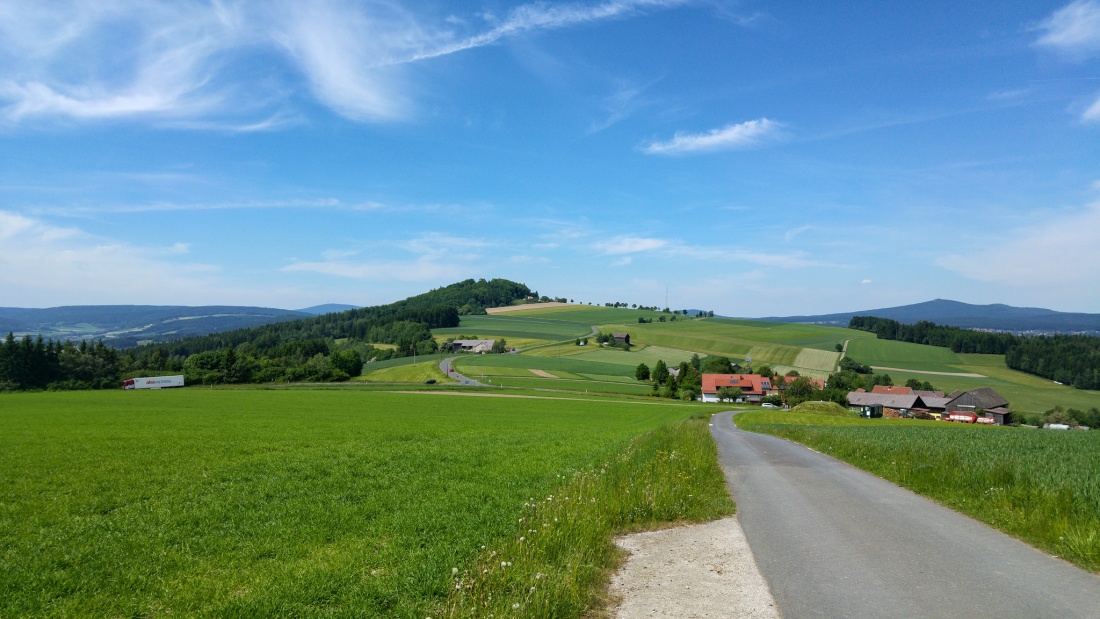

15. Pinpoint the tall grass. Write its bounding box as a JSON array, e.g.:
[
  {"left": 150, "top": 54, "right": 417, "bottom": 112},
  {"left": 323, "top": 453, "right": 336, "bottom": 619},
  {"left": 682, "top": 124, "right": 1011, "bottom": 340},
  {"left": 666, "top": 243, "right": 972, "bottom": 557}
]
[
  {"left": 737, "top": 412, "right": 1100, "bottom": 571},
  {"left": 442, "top": 418, "right": 734, "bottom": 617}
]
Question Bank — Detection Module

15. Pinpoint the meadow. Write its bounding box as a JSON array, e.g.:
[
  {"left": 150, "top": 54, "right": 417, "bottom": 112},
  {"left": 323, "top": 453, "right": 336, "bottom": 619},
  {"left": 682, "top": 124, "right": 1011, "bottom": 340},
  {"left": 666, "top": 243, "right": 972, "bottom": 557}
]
[
  {"left": 735, "top": 411, "right": 1100, "bottom": 572},
  {"left": 0, "top": 390, "right": 732, "bottom": 618}
]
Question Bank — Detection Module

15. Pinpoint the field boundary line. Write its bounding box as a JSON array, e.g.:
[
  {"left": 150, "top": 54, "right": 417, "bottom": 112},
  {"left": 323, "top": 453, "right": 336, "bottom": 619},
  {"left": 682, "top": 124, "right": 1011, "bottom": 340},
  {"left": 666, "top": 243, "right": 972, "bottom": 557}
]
[{"left": 870, "top": 365, "right": 985, "bottom": 377}]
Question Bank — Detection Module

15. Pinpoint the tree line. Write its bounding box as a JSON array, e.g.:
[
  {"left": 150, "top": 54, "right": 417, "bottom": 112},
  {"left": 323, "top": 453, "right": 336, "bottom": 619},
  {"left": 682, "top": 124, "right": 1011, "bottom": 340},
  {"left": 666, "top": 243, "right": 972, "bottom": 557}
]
[
  {"left": 0, "top": 278, "right": 534, "bottom": 391},
  {"left": 848, "top": 316, "right": 1100, "bottom": 390}
]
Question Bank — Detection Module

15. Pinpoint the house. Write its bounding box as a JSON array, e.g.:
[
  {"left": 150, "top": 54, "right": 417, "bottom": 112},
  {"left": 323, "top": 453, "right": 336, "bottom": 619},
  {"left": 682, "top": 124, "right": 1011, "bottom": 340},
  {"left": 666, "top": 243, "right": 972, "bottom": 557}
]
[
  {"left": 913, "top": 390, "right": 946, "bottom": 399},
  {"left": 612, "top": 333, "right": 631, "bottom": 345},
  {"left": 701, "top": 374, "right": 772, "bottom": 403},
  {"left": 847, "top": 392, "right": 925, "bottom": 417},
  {"left": 451, "top": 339, "right": 496, "bottom": 354},
  {"left": 871, "top": 385, "right": 912, "bottom": 395}
]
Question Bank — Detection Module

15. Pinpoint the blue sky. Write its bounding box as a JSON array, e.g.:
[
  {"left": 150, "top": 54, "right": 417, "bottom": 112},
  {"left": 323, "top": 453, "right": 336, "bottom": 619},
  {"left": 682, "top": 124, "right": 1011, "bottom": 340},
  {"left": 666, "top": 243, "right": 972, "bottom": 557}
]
[{"left": 1, "top": 0, "right": 1098, "bottom": 316}]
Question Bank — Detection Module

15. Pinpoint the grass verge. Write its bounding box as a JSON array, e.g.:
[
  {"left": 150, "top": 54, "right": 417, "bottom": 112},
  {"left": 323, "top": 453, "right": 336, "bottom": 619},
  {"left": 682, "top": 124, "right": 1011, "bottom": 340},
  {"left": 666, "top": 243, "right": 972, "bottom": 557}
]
[
  {"left": 735, "top": 412, "right": 1100, "bottom": 572},
  {"left": 442, "top": 418, "right": 734, "bottom": 617}
]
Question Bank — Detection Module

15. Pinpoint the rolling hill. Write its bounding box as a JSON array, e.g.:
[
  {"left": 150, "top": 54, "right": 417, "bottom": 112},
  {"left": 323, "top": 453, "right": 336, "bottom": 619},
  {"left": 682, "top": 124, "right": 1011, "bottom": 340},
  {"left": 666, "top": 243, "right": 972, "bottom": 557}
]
[{"left": 758, "top": 299, "right": 1100, "bottom": 334}]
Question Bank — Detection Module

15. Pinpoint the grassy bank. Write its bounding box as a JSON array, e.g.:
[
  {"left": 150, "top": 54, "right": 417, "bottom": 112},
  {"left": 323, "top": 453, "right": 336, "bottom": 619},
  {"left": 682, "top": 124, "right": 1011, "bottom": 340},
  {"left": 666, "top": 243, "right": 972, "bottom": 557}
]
[
  {"left": 0, "top": 390, "right": 731, "bottom": 618},
  {"left": 736, "top": 412, "right": 1100, "bottom": 571}
]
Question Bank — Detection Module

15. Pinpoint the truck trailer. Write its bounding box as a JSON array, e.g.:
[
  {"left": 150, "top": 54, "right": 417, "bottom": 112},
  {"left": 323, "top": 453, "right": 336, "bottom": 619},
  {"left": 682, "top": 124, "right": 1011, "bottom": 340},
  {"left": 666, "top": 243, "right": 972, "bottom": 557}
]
[{"left": 123, "top": 375, "right": 185, "bottom": 390}]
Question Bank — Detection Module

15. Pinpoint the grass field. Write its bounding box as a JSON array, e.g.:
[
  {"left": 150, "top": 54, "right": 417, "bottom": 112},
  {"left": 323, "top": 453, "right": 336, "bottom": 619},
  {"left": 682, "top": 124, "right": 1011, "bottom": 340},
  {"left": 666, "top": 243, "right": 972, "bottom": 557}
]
[
  {"left": 355, "top": 360, "right": 453, "bottom": 383},
  {"left": 735, "top": 412, "right": 1100, "bottom": 572},
  {"left": 432, "top": 310, "right": 1100, "bottom": 413},
  {"left": 0, "top": 390, "right": 732, "bottom": 618}
]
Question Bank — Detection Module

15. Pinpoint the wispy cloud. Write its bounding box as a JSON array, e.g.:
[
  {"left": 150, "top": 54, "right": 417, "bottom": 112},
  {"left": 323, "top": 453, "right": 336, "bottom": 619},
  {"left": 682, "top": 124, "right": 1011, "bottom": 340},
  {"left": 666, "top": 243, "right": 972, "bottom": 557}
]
[
  {"left": 594, "top": 236, "right": 669, "bottom": 254},
  {"left": 784, "top": 225, "right": 811, "bottom": 242},
  {"left": 1035, "top": 0, "right": 1100, "bottom": 58},
  {"left": 1083, "top": 92, "right": 1100, "bottom": 122},
  {"left": 937, "top": 201, "right": 1100, "bottom": 290},
  {"left": 641, "top": 118, "right": 783, "bottom": 155},
  {"left": 0, "top": 0, "right": 696, "bottom": 126}
]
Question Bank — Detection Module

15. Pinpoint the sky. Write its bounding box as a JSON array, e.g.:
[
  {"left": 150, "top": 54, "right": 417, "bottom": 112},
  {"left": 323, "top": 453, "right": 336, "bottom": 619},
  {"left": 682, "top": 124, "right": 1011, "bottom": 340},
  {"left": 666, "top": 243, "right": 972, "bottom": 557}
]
[{"left": 1, "top": 0, "right": 1099, "bottom": 317}]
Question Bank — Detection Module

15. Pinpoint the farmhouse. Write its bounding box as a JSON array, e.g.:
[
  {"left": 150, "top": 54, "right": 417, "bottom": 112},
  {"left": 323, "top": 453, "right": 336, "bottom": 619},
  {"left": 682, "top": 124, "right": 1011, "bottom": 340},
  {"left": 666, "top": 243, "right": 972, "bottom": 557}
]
[
  {"left": 871, "top": 385, "right": 912, "bottom": 395},
  {"left": 612, "top": 333, "right": 631, "bottom": 345},
  {"left": 451, "top": 339, "right": 496, "bottom": 354},
  {"left": 847, "top": 392, "right": 924, "bottom": 417},
  {"left": 701, "top": 374, "right": 772, "bottom": 403}
]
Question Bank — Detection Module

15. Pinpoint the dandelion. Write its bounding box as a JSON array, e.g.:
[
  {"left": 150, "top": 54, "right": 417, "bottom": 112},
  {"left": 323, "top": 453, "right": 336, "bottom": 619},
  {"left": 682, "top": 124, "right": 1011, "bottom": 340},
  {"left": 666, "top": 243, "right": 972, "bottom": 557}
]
[
  {"left": 452, "top": 567, "right": 459, "bottom": 576},
  {"left": 512, "top": 603, "right": 520, "bottom": 609},
  {"left": 501, "top": 561, "right": 507, "bottom": 568},
  {"left": 519, "top": 536, "right": 525, "bottom": 542},
  {"left": 530, "top": 587, "right": 536, "bottom": 593}
]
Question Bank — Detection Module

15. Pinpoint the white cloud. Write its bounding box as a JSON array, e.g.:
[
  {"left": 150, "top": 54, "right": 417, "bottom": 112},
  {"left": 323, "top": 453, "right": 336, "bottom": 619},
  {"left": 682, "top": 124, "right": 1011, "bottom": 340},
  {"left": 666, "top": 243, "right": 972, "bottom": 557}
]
[
  {"left": 936, "top": 201, "right": 1100, "bottom": 289},
  {"left": 0, "top": 0, "right": 696, "bottom": 126},
  {"left": 594, "top": 236, "right": 669, "bottom": 254},
  {"left": 641, "top": 118, "right": 782, "bottom": 155},
  {"left": 1035, "top": 0, "right": 1100, "bottom": 57},
  {"left": 282, "top": 258, "right": 469, "bottom": 282},
  {"left": 611, "top": 256, "right": 633, "bottom": 267},
  {"left": 861, "top": 279, "right": 872, "bottom": 285},
  {"left": 1083, "top": 93, "right": 1100, "bottom": 122},
  {"left": 0, "top": 210, "right": 236, "bottom": 305},
  {"left": 784, "top": 225, "right": 811, "bottom": 242}
]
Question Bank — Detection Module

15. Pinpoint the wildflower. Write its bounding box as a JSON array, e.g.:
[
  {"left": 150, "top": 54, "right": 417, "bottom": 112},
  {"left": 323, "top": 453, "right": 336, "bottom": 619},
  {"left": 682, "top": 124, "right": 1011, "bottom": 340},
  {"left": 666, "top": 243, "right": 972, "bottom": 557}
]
[
  {"left": 452, "top": 567, "right": 459, "bottom": 576},
  {"left": 512, "top": 603, "right": 520, "bottom": 609},
  {"left": 501, "top": 561, "right": 508, "bottom": 568},
  {"left": 519, "top": 536, "right": 525, "bottom": 542},
  {"left": 530, "top": 587, "right": 536, "bottom": 593}
]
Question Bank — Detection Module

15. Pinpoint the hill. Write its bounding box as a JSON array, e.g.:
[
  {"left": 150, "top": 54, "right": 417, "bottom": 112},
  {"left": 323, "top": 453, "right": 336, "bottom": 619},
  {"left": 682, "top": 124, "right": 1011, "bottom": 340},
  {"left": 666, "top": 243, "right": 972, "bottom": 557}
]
[
  {"left": 295, "top": 304, "right": 359, "bottom": 315},
  {"left": 0, "top": 305, "right": 309, "bottom": 346},
  {"left": 758, "top": 299, "right": 1100, "bottom": 334}
]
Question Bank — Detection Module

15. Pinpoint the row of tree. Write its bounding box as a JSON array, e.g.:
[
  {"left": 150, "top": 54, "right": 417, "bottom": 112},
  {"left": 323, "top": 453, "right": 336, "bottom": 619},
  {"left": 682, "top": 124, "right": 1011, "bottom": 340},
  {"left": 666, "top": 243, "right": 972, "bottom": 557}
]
[
  {"left": 848, "top": 316, "right": 1100, "bottom": 390},
  {"left": 1, "top": 278, "right": 535, "bottom": 391}
]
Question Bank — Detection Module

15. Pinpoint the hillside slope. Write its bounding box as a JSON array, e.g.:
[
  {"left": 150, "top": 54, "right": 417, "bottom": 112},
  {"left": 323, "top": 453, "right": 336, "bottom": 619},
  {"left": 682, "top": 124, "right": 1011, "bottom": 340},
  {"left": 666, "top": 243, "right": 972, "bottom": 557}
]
[{"left": 759, "top": 299, "right": 1100, "bottom": 333}]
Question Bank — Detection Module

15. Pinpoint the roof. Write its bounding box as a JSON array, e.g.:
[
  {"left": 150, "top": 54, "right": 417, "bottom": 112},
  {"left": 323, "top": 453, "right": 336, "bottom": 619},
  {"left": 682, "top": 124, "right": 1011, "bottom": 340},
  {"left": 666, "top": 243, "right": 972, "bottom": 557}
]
[
  {"left": 985, "top": 407, "right": 1011, "bottom": 416},
  {"left": 702, "top": 374, "right": 772, "bottom": 395},
  {"left": 947, "top": 387, "right": 1009, "bottom": 410},
  {"left": 612, "top": 333, "right": 629, "bottom": 338},
  {"left": 871, "top": 385, "right": 912, "bottom": 395},
  {"left": 921, "top": 397, "right": 952, "bottom": 410},
  {"left": 913, "top": 390, "right": 946, "bottom": 398},
  {"left": 453, "top": 339, "right": 496, "bottom": 349},
  {"left": 847, "top": 392, "right": 922, "bottom": 409}
]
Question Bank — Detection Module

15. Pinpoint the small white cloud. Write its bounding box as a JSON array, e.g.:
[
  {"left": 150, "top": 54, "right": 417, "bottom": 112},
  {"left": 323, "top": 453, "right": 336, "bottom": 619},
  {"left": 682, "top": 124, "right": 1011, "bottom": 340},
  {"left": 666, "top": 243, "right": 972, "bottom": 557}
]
[
  {"left": 611, "top": 256, "right": 633, "bottom": 267},
  {"left": 1035, "top": 0, "right": 1100, "bottom": 57},
  {"left": 642, "top": 118, "right": 783, "bottom": 155},
  {"left": 861, "top": 279, "right": 873, "bottom": 285},
  {"left": 594, "top": 236, "right": 668, "bottom": 255}
]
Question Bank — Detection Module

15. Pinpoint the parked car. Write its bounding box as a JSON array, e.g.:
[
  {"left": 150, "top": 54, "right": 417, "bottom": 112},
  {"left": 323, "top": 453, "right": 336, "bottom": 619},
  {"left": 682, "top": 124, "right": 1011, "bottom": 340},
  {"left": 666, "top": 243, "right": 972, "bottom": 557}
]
[
  {"left": 761, "top": 403, "right": 779, "bottom": 409},
  {"left": 424, "top": 379, "right": 437, "bottom": 385}
]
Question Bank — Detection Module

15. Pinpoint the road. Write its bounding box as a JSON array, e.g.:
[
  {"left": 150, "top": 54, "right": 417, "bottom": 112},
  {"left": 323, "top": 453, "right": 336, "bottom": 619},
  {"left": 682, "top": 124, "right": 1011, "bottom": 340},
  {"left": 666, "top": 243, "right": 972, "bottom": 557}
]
[
  {"left": 438, "top": 357, "right": 484, "bottom": 386},
  {"left": 709, "top": 412, "right": 1100, "bottom": 618}
]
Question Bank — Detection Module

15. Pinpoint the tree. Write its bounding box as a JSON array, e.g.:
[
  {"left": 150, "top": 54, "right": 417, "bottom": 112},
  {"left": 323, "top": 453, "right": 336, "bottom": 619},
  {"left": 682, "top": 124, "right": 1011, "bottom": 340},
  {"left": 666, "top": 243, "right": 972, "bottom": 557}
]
[
  {"left": 700, "top": 356, "right": 733, "bottom": 375},
  {"left": 690, "top": 354, "right": 701, "bottom": 371},
  {"left": 785, "top": 376, "right": 820, "bottom": 407},
  {"left": 835, "top": 343, "right": 843, "bottom": 352},
  {"left": 492, "top": 339, "right": 507, "bottom": 354},
  {"left": 717, "top": 386, "right": 742, "bottom": 402},
  {"left": 635, "top": 363, "right": 651, "bottom": 381},
  {"left": 653, "top": 359, "right": 669, "bottom": 383}
]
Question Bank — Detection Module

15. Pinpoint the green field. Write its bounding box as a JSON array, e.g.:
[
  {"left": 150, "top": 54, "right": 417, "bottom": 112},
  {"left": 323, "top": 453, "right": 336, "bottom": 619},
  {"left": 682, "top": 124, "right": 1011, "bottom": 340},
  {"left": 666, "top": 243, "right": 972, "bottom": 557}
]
[
  {"left": 0, "top": 390, "right": 732, "bottom": 618},
  {"left": 735, "top": 412, "right": 1100, "bottom": 571}
]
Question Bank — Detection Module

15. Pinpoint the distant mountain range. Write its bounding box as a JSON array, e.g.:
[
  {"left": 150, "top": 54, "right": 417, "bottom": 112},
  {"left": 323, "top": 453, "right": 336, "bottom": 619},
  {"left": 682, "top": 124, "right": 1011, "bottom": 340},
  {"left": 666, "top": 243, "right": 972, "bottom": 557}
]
[
  {"left": 758, "top": 299, "right": 1100, "bottom": 334},
  {"left": 0, "top": 303, "right": 357, "bottom": 346}
]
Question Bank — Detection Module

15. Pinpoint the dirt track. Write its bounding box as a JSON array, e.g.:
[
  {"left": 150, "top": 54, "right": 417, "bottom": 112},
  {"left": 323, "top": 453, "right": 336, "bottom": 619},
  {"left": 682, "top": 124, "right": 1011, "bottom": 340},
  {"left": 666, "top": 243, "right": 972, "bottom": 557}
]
[
  {"left": 485, "top": 302, "right": 572, "bottom": 314},
  {"left": 870, "top": 365, "right": 985, "bottom": 377}
]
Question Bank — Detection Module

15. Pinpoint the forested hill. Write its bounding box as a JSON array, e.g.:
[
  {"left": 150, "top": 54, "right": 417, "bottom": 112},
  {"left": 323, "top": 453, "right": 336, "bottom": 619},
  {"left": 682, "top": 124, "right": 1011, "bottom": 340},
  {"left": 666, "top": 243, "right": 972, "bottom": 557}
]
[
  {"left": 0, "top": 278, "right": 533, "bottom": 390},
  {"left": 138, "top": 278, "right": 532, "bottom": 358},
  {"left": 849, "top": 316, "right": 1100, "bottom": 391},
  {"left": 762, "top": 299, "right": 1100, "bottom": 334}
]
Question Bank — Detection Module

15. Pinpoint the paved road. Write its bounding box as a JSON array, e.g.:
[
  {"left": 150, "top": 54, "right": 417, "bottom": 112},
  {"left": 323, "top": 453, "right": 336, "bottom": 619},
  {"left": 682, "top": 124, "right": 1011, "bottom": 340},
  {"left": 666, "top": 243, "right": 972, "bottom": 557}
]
[
  {"left": 710, "top": 412, "right": 1100, "bottom": 618},
  {"left": 438, "top": 357, "right": 484, "bottom": 386}
]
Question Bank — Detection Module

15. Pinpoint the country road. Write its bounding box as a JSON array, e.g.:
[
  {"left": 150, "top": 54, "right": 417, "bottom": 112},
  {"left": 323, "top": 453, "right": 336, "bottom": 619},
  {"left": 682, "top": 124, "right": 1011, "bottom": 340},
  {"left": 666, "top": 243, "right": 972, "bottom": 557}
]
[{"left": 709, "top": 412, "right": 1100, "bottom": 618}]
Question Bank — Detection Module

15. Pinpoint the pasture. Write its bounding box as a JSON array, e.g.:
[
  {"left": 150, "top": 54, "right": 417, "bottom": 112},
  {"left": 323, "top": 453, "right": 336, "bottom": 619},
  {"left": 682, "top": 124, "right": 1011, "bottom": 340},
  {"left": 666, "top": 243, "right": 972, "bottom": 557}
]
[
  {"left": 0, "top": 390, "right": 732, "bottom": 618},
  {"left": 735, "top": 412, "right": 1100, "bottom": 572}
]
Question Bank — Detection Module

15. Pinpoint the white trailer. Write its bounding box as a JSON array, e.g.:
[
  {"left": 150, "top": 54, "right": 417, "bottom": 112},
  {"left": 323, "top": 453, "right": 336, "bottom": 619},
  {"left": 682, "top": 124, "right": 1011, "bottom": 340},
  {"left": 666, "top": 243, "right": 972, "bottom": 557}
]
[{"left": 123, "top": 375, "right": 185, "bottom": 389}]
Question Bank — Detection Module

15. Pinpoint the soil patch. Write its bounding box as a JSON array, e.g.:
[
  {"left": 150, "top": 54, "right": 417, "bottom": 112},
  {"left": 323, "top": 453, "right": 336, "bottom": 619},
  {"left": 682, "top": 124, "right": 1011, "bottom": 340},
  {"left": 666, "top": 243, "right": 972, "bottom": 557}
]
[
  {"left": 529, "top": 369, "right": 559, "bottom": 378},
  {"left": 486, "top": 302, "right": 572, "bottom": 314},
  {"left": 609, "top": 518, "right": 778, "bottom": 619}
]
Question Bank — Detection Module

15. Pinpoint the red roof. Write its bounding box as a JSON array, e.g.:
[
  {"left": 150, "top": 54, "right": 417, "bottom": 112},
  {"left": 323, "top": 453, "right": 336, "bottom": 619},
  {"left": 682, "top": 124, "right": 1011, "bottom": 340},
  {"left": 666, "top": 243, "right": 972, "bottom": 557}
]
[
  {"left": 872, "top": 385, "right": 912, "bottom": 395},
  {"left": 702, "top": 374, "right": 772, "bottom": 396}
]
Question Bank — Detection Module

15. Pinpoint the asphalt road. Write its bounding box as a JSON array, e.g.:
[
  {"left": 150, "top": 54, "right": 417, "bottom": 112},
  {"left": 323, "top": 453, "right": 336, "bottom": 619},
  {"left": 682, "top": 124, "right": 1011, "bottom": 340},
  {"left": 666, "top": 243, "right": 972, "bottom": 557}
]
[{"left": 710, "top": 411, "right": 1100, "bottom": 618}]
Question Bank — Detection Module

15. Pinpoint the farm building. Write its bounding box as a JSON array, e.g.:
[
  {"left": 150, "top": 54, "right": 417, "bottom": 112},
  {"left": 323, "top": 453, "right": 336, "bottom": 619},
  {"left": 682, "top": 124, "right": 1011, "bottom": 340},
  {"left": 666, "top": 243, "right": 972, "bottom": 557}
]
[
  {"left": 701, "top": 374, "right": 772, "bottom": 403},
  {"left": 612, "top": 333, "right": 631, "bottom": 345},
  {"left": 846, "top": 392, "right": 925, "bottom": 417},
  {"left": 451, "top": 339, "right": 496, "bottom": 354},
  {"left": 945, "top": 387, "right": 1011, "bottom": 425}
]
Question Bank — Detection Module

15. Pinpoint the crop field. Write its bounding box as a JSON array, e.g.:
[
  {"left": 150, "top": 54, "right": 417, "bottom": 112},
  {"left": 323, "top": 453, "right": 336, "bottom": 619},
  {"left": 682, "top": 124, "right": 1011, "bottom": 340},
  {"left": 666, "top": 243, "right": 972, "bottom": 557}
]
[
  {"left": 482, "top": 377, "right": 654, "bottom": 396},
  {"left": 356, "top": 360, "right": 453, "bottom": 383},
  {"left": 452, "top": 354, "right": 634, "bottom": 378},
  {"left": 0, "top": 390, "right": 733, "bottom": 618},
  {"left": 735, "top": 412, "right": 1100, "bottom": 572},
  {"left": 843, "top": 336, "right": 964, "bottom": 371},
  {"left": 434, "top": 315, "right": 592, "bottom": 342}
]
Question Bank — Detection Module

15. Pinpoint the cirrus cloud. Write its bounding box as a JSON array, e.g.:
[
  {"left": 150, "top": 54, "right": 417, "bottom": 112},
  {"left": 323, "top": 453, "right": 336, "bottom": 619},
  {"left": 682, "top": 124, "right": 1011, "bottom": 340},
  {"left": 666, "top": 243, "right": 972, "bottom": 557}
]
[{"left": 641, "top": 118, "right": 783, "bottom": 155}]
